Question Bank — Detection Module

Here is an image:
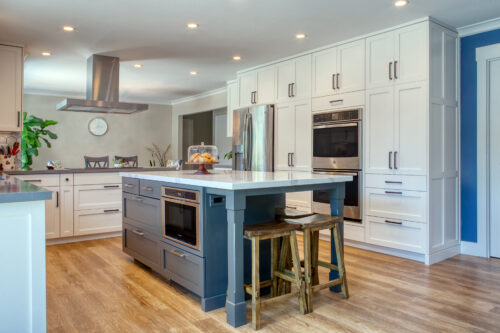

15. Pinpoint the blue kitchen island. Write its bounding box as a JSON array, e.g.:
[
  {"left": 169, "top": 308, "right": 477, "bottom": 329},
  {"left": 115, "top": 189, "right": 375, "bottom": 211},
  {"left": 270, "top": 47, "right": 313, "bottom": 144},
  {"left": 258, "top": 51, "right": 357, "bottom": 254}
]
[{"left": 120, "top": 170, "right": 352, "bottom": 328}]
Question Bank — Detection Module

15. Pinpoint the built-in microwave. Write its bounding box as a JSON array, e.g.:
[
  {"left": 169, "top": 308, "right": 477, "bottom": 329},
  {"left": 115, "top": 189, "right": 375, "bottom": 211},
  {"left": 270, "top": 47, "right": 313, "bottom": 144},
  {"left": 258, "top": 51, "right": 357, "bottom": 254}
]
[{"left": 161, "top": 187, "right": 200, "bottom": 251}]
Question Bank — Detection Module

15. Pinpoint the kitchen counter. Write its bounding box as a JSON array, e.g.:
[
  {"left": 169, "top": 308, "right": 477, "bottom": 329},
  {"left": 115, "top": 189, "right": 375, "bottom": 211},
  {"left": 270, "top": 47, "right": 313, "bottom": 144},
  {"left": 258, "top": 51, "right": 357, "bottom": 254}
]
[
  {"left": 5, "top": 167, "right": 172, "bottom": 175},
  {"left": 0, "top": 174, "right": 51, "bottom": 203}
]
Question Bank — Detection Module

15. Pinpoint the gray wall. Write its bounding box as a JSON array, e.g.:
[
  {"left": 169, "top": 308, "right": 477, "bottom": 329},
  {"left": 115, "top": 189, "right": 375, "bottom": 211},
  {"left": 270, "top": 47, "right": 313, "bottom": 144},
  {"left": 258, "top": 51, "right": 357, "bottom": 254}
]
[
  {"left": 24, "top": 94, "right": 172, "bottom": 169},
  {"left": 182, "top": 111, "right": 214, "bottom": 167}
]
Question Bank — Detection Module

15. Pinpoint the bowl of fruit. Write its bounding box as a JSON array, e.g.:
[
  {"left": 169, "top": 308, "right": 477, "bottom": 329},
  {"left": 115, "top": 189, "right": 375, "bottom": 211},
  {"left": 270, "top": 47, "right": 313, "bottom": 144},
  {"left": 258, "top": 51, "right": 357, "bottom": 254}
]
[{"left": 186, "top": 142, "right": 219, "bottom": 175}]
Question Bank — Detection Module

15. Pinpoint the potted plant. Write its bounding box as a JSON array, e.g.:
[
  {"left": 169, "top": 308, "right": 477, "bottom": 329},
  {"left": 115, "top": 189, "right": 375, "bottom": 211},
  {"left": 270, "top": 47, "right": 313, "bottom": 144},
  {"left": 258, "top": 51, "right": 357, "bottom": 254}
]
[{"left": 21, "top": 112, "right": 58, "bottom": 171}]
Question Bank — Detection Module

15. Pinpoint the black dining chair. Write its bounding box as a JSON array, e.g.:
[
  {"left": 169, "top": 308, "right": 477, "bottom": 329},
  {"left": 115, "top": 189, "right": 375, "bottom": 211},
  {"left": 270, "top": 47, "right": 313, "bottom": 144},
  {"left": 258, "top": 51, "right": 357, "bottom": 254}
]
[
  {"left": 114, "top": 155, "right": 138, "bottom": 167},
  {"left": 84, "top": 156, "right": 109, "bottom": 168}
]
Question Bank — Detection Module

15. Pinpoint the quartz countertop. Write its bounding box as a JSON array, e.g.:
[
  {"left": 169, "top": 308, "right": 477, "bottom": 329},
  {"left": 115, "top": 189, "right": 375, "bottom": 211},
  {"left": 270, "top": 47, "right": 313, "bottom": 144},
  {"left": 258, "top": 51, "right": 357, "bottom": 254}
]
[
  {"left": 5, "top": 167, "right": 172, "bottom": 175},
  {"left": 0, "top": 174, "right": 52, "bottom": 204},
  {"left": 120, "top": 170, "right": 353, "bottom": 190}
]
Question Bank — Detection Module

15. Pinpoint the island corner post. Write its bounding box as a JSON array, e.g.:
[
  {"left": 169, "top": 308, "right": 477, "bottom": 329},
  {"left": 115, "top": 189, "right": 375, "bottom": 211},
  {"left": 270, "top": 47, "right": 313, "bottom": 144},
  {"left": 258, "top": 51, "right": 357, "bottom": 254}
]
[{"left": 216, "top": 181, "right": 346, "bottom": 328}]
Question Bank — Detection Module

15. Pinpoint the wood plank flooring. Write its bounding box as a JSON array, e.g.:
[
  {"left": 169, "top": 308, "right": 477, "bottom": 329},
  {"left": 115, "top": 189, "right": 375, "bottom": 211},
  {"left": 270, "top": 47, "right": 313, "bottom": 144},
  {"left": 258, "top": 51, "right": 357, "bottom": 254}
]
[{"left": 46, "top": 237, "right": 500, "bottom": 332}]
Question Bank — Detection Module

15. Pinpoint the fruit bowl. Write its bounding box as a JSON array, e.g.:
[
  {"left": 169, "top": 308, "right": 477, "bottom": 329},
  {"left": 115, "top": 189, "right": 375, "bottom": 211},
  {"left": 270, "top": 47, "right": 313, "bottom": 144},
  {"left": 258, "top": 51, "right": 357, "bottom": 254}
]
[{"left": 186, "top": 143, "right": 219, "bottom": 175}]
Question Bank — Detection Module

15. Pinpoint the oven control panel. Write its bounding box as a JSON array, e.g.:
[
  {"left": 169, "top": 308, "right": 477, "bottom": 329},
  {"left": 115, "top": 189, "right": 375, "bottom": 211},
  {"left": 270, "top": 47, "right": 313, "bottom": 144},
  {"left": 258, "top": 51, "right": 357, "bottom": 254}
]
[
  {"left": 313, "top": 109, "right": 361, "bottom": 124},
  {"left": 162, "top": 187, "right": 199, "bottom": 203}
]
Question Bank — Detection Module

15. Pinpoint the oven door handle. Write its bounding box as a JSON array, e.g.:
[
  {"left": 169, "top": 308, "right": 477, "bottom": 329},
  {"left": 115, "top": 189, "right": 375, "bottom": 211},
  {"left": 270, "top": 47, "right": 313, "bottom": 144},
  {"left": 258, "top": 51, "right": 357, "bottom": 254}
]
[
  {"left": 162, "top": 196, "right": 200, "bottom": 207},
  {"left": 313, "top": 122, "right": 359, "bottom": 129}
]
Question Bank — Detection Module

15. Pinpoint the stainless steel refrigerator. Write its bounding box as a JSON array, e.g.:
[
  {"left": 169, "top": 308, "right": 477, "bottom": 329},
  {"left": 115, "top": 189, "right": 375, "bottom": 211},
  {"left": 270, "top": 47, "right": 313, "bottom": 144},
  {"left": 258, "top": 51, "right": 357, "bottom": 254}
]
[{"left": 232, "top": 104, "right": 274, "bottom": 171}]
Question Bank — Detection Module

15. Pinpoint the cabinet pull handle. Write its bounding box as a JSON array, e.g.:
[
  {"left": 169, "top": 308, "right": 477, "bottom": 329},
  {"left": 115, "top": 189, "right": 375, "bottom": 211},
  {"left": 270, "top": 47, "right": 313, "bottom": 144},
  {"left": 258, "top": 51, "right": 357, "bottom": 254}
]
[
  {"left": 25, "top": 179, "right": 42, "bottom": 183},
  {"left": 332, "top": 74, "right": 336, "bottom": 90},
  {"left": 287, "top": 153, "right": 291, "bottom": 167},
  {"left": 104, "top": 209, "right": 120, "bottom": 213},
  {"left": 394, "top": 151, "right": 398, "bottom": 170},
  {"left": 142, "top": 186, "right": 154, "bottom": 192},
  {"left": 254, "top": 91, "right": 257, "bottom": 104},
  {"left": 17, "top": 111, "right": 21, "bottom": 127},
  {"left": 131, "top": 197, "right": 143, "bottom": 202},
  {"left": 56, "top": 191, "right": 59, "bottom": 208},
  {"left": 384, "top": 219, "right": 402, "bottom": 225},
  {"left": 170, "top": 250, "right": 186, "bottom": 258},
  {"left": 104, "top": 185, "right": 120, "bottom": 189},
  {"left": 389, "top": 62, "right": 393, "bottom": 80},
  {"left": 385, "top": 180, "right": 402, "bottom": 184},
  {"left": 291, "top": 82, "right": 295, "bottom": 97},
  {"left": 288, "top": 83, "right": 291, "bottom": 98},
  {"left": 291, "top": 152, "right": 294, "bottom": 167},
  {"left": 337, "top": 73, "right": 340, "bottom": 89},
  {"left": 394, "top": 61, "right": 398, "bottom": 79},
  {"left": 388, "top": 152, "right": 393, "bottom": 169},
  {"left": 385, "top": 190, "right": 403, "bottom": 195},
  {"left": 124, "top": 184, "right": 134, "bottom": 188},
  {"left": 132, "top": 230, "right": 145, "bottom": 237},
  {"left": 329, "top": 99, "right": 344, "bottom": 104}
]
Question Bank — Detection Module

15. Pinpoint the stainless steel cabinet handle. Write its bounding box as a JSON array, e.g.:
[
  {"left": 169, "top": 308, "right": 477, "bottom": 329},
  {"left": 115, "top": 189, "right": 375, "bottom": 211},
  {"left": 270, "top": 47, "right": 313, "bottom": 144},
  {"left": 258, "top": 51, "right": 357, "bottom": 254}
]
[
  {"left": 287, "top": 153, "right": 291, "bottom": 167},
  {"left": 389, "top": 152, "right": 393, "bottom": 169},
  {"left": 132, "top": 230, "right": 145, "bottom": 237},
  {"left": 385, "top": 180, "right": 403, "bottom": 184},
  {"left": 385, "top": 190, "right": 403, "bottom": 195},
  {"left": 291, "top": 82, "right": 295, "bottom": 97},
  {"left": 25, "top": 179, "right": 42, "bottom": 183},
  {"left": 170, "top": 250, "right": 186, "bottom": 258},
  {"left": 329, "top": 99, "right": 344, "bottom": 104},
  {"left": 291, "top": 152, "right": 294, "bottom": 167},
  {"left": 104, "top": 185, "right": 120, "bottom": 189},
  {"left": 336, "top": 73, "right": 340, "bottom": 89},
  {"left": 104, "top": 209, "right": 120, "bottom": 213},
  {"left": 332, "top": 74, "right": 336, "bottom": 90},
  {"left": 287, "top": 83, "right": 291, "bottom": 97},
  {"left": 142, "top": 186, "right": 154, "bottom": 192},
  {"left": 394, "top": 151, "right": 398, "bottom": 169},
  {"left": 131, "top": 197, "right": 143, "bottom": 202},
  {"left": 389, "top": 62, "right": 393, "bottom": 80},
  {"left": 394, "top": 61, "right": 398, "bottom": 79},
  {"left": 17, "top": 111, "right": 21, "bottom": 127},
  {"left": 56, "top": 191, "right": 59, "bottom": 208},
  {"left": 124, "top": 184, "right": 134, "bottom": 188},
  {"left": 384, "top": 219, "right": 402, "bottom": 225}
]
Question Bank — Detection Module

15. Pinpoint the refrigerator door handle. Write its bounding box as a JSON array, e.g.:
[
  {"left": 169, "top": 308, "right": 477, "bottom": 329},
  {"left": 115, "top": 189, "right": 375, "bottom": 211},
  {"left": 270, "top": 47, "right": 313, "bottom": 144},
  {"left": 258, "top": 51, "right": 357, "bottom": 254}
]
[{"left": 246, "top": 112, "right": 253, "bottom": 169}]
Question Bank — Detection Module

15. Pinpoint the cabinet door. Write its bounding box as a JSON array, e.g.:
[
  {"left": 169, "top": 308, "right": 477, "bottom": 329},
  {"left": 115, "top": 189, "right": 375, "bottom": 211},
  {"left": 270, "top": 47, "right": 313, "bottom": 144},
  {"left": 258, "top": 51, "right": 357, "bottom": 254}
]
[
  {"left": 292, "top": 100, "right": 312, "bottom": 172},
  {"left": 226, "top": 80, "right": 239, "bottom": 137},
  {"left": 256, "top": 66, "right": 276, "bottom": 104},
  {"left": 394, "top": 82, "right": 427, "bottom": 175},
  {"left": 293, "top": 55, "right": 312, "bottom": 100},
  {"left": 276, "top": 60, "right": 295, "bottom": 103},
  {"left": 238, "top": 72, "right": 257, "bottom": 107},
  {"left": 274, "top": 103, "right": 294, "bottom": 171},
  {"left": 60, "top": 185, "right": 74, "bottom": 237},
  {"left": 0, "top": 45, "right": 22, "bottom": 132},
  {"left": 394, "top": 23, "right": 428, "bottom": 85},
  {"left": 366, "top": 31, "right": 395, "bottom": 89},
  {"left": 74, "top": 184, "right": 122, "bottom": 210},
  {"left": 365, "top": 87, "right": 395, "bottom": 174},
  {"left": 312, "top": 46, "right": 337, "bottom": 97},
  {"left": 286, "top": 191, "right": 312, "bottom": 211},
  {"left": 44, "top": 186, "right": 60, "bottom": 239},
  {"left": 337, "top": 40, "right": 365, "bottom": 93}
]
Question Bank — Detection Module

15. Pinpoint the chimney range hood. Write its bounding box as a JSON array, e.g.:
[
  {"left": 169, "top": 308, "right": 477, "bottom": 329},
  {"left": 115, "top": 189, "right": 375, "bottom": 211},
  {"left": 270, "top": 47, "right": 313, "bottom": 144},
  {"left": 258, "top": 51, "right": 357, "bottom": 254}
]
[{"left": 56, "top": 55, "right": 148, "bottom": 114}]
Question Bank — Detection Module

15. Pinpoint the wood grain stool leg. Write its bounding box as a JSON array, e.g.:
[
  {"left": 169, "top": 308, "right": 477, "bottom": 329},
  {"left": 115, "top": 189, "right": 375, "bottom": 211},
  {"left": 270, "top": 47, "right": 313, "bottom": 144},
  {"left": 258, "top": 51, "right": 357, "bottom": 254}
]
[
  {"left": 251, "top": 236, "right": 261, "bottom": 330},
  {"left": 303, "top": 228, "right": 313, "bottom": 313},
  {"left": 333, "top": 225, "right": 349, "bottom": 299},
  {"left": 271, "top": 238, "right": 279, "bottom": 297},
  {"left": 289, "top": 231, "right": 306, "bottom": 315},
  {"left": 277, "top": 236, "right": 289, "bottom": 296},
  {"left": 311, "top": 230, "right": 320, "bottom": 286}
]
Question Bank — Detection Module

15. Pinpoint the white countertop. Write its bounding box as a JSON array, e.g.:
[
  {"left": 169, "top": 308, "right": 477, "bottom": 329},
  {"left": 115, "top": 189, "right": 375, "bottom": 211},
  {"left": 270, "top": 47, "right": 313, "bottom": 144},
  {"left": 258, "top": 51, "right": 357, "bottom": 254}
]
[{"left": 120, "top": 170, "right": 352, "bottom": 190}]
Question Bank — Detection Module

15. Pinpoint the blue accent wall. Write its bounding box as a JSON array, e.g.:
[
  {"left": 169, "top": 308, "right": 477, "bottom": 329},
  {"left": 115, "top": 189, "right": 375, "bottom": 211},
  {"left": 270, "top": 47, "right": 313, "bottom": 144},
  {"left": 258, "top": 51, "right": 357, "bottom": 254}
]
[{"left": 460, "top": 29, "right": 500, "bottom": 242}]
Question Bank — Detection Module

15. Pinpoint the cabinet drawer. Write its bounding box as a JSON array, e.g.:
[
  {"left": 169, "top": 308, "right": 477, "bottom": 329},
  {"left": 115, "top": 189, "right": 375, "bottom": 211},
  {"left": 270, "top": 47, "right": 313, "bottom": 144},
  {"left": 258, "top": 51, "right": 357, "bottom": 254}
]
[
  {"left": 365, "top": 174, "right": 427, "bottom": 191},
  {"left": 161, "top": 242, "right": 204, "bottom": 296},
  {"left": 74, "top": 184, "right": 122, "bottom": 210},
  {"left": 366, "top": 216, "right": 426, "bottom": 253},
  {"left": 74, "top": 208, "right": 122, "bottom": 236},
  {"left": 139, "top": 179, "right": 162, "bottom": 199},
  {"left": 74, "top": 172, "right": 122, "bottom": 185},
  {"left": 123, "top": 193, "right": 161, "bottom": 233},
  {"left": 122, "top": 177, "right": 139, "bottom": 195},
  {"left": 123, "top": 223, "right": 160, "bottom": 270},
  {"left": 286, "top": 191, "right": 312, "bottom": 211},
  {"left": 365, "top": 188, "right": 427, "bottom": 223},
  {"left": 15, "top": 174, "right": 60, "bottom": 187},
  {"left": 312, "top": 90, "right": 364, "bottom": 112}
]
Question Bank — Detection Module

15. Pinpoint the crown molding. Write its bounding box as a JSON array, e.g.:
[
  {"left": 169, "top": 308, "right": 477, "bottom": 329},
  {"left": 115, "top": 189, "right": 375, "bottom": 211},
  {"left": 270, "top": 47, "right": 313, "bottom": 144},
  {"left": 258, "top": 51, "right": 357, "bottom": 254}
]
[
  {"left": 458, "top": 17, "right": 500, "bottom": 37},
  {"left": 169, "top": 86, "right": 227, "bottom": 106}
]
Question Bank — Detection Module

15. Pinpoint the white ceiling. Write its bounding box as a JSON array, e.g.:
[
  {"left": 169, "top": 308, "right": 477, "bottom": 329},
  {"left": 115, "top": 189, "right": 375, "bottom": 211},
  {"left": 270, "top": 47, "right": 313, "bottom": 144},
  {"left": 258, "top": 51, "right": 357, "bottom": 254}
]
[{"left": 1, "top": 0, "right": 499, "bottom": 105}]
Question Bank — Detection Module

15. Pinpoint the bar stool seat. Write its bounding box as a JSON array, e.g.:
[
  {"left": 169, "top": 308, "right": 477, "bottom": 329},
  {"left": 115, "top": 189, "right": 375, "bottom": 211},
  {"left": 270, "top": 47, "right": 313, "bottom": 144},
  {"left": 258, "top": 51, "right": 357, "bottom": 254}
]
[{"left": 243, "top": 221, "right": 306, "bottom": 330}]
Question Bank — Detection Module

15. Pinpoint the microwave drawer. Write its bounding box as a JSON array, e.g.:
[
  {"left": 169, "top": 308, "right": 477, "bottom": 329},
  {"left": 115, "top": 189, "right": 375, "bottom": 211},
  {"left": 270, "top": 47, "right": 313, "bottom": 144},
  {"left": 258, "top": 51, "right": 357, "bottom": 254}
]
[
  {"left": 123, "top": 223, "right": 161, "bottom": 271},
  {"left": 365, "top": 174, "right": 427, "bottom": 192},
  {"left": 161, "top": 242, "right": 204, "bottom": 296},
  {"left": 366, "top": 216, "right": 426, "bottom": 254},
  {"left": 123, "top": 193, "right": 161, "bottom": 233},
  {"left": 364, "top": 188, "right": 427, "bottom": 223},
  {"left": 312, "top": 91, "right": 364, "bottom": 112}
]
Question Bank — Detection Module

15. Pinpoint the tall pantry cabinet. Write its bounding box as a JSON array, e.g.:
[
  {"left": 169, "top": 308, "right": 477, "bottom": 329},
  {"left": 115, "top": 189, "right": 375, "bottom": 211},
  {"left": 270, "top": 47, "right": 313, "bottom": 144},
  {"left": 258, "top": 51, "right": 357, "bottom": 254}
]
[{"left": 0, "top": 44, "right": 23, "bottom": 132}]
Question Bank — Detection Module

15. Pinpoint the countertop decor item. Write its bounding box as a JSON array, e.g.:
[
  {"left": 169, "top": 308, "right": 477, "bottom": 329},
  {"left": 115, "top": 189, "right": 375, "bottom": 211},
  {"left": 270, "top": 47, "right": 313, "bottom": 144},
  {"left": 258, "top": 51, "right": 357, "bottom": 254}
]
[
  {"left": 146, "top": 143, "right": 171, "bottom": 167},
  {"left": 0, "top": 142, "right": 20, "bottom": 171},
  {"left": 88, "top": 117, "right": 108, "bottom": 136},
  {"left": 186, "top": 142, "right": 219, "bottom": 175},
  {"left": 21, "top": 112, "right": 58, "bottom": 171}
]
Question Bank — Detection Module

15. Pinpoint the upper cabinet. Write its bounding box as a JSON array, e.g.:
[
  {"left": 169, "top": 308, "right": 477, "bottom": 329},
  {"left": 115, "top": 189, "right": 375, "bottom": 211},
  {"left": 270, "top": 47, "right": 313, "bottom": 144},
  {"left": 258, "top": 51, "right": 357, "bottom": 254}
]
[
  {"left": 276, "top": 55, "right": 311, "bottom": 103},
  {"left": 226, "top": 80, "right": 239, "bottom": 137},
  {"left": 238, "top": 66, "right": 276, "bottom": 107},
  {"left": 312, "top": 39, "right": 365, "bottom": 98},
  {"left": 0, "top": 44, "right": 23, "bottom": 132},
  {"left": 366, "top": 23, "right": 427, "bottom": 90}
]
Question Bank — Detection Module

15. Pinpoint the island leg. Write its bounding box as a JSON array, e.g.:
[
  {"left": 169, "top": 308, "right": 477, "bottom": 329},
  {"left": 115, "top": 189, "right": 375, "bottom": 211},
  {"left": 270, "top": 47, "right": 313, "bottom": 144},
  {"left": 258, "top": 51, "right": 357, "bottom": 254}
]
[
  {"left": 225, "top": 191, "right": 247, "bottom": 327},
  {"left": 329, "top": 183, "right": 345, "bottom": 293}
]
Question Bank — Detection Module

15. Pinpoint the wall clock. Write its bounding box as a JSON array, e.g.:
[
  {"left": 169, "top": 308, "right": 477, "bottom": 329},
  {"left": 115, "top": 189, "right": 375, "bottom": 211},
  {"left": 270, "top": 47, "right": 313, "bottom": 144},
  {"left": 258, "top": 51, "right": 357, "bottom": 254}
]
[{"left": 88, "top": 117, "right": 108, "bottom": 136}]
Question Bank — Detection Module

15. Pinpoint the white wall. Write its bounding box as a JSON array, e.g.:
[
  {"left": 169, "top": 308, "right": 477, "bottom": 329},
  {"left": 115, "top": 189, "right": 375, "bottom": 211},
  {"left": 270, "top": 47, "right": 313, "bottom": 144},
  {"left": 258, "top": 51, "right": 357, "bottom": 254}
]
[{"left": 24, "top": 94, "right": 172, "bottom": 169}]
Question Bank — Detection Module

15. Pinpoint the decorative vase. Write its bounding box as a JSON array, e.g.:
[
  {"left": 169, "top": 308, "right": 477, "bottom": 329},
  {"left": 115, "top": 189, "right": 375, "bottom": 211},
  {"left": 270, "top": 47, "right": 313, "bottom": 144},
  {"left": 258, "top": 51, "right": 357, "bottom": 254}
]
[{"left": 2, "top": 155, "right": 16, "bottom": 170}]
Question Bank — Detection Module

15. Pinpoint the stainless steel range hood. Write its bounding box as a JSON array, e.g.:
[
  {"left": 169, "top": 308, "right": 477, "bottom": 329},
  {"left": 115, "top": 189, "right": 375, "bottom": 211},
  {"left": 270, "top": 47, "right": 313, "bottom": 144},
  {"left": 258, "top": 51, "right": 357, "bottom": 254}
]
[{"left": 56, "top": 55, "right": 148, "bottom": 114}]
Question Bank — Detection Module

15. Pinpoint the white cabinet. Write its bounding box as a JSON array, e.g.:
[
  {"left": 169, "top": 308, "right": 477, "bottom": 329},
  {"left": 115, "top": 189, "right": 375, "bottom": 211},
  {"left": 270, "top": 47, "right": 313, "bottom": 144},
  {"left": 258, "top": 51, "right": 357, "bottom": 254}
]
[
  {"left": 74, "top": 208, "right": 122, "bottom": 236},
  {"left": 275, "top": 103, "right": 295, "bottom": 171},
  {"left": 0, "top": 44, "right": 23, "bottom": 132},
  {"left": 312, "top": 39, "right": 365, "bottom": 97},
  {"left": 238, "top": 66, "right": 276, "bottom": 107},
  {"left": 366, "top": 23, "right": 427, "bottom": 90},
  {"left": 59, "top": 185, "right": 74, "bottom": 237},
  {"left": 226, "top": 80, "right": 239, "bottom": 137},
  {"left": 44, "top": 186, "right": 60, "bottom": 239},
  {"left": 365, "top": 216, "right": 426, "bottom": 253},
  {"left": 276, "top": 55, "right": 311, "bottom": 103},
  {"left": 238, "top": 71, "right": 256, "bottom": 107},
  {"left": 74, "top": 184, "right": 122, "bottom": 210}
]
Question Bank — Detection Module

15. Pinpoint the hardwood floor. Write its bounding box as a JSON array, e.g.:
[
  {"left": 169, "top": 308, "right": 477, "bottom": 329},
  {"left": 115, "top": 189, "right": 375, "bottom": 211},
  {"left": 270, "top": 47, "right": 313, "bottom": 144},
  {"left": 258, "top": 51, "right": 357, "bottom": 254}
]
[{"left": 46, "top": 237, "right": 500, "bottom": 332}]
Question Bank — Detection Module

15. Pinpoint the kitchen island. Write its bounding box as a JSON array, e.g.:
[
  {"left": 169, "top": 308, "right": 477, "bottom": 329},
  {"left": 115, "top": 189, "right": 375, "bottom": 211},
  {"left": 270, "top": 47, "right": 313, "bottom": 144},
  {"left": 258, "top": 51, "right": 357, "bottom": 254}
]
[{"left": 120, "top": 169, "right": 352, "bottom": 328}]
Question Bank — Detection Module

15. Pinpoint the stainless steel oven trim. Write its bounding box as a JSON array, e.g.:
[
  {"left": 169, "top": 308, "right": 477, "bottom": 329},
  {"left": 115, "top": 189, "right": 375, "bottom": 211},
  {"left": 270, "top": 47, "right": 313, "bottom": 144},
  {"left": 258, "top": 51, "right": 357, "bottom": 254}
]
[
  {"left": 162, "top": 186, "right": 199, "bottom": 204},
  {"left": 313, "top": 122, "right": 359, "bottom": 129},
  {"left": 161, "top": 194, "right": 200, "bottom": 251}
]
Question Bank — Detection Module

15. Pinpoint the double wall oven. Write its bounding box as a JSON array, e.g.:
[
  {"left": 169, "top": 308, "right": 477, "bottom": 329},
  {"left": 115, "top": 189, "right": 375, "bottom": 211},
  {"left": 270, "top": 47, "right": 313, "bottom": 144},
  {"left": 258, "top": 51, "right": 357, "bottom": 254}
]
[{"left": 312, "top": 108, "right": 363, "bottom": 222}]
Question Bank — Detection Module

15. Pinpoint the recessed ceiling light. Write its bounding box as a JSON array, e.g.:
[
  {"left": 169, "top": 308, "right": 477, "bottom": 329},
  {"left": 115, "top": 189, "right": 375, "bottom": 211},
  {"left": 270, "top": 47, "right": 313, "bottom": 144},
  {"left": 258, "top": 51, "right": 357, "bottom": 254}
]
[
  {"left": 41, "top": 51, "right": 51, "bottom": 56},
  {"left": 133, "top": 64, "right": 143, "bottom": 68},
  {"left": 394, "top": 0, "right": 408, "bottom": 7},
  {"left": 187, "top": 23, "right": 199, "bottom": 29},
  {"left": 190, "top": 71, "right": 198, "bottom": 76},
  {"left": 295, "top": 33, "right": 307, "bottom": 39},
  {"left": 62, "top": 25, "right": 75, "bottom": 32},
  {"left": 233, "top": 55, "right": 241, "bottom": 60}
]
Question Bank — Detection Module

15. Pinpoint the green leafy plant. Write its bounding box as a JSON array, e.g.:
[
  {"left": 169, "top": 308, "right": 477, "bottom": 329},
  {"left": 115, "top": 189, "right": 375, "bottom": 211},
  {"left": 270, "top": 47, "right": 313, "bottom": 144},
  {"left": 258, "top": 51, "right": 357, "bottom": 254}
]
[
  {"left": 21, "top": 112, "right": 58, "bottom": 170},
  {"left": 224, "top": 151, "right": 233, "bottom": 160}
]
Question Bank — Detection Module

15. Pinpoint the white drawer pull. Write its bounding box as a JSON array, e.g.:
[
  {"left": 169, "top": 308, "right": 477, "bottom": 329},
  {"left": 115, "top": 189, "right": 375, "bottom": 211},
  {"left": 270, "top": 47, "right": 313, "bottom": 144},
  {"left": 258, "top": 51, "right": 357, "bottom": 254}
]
[
  {"left": 385, "top": 191, "right": 403, "bottom": 195},
  {"left": 170, "top": 250, "right": 186, "bottom": 258},
  {"left": 385, "top": 181, "right": 402, "bottom": 184},
  {"left": 384, "top": 220, "right": 402, "bottom": 225}
]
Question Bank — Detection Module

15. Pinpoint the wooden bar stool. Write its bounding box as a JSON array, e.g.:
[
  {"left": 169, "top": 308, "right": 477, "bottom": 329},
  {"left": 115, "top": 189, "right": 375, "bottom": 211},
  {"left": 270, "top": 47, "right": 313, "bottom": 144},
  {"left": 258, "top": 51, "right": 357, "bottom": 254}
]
[
  {"left": 283, "top": 214, "right": 349, "bottom": 313},
  {"left": 243, "top": 221, "right": 306, "bottom": 330}
]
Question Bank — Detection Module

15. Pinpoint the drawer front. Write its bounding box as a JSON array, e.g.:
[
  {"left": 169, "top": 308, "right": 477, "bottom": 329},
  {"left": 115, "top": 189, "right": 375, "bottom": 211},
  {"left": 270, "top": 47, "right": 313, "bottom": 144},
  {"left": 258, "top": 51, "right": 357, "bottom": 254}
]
[
  {"left": 122, "top": 177, "right": 139, "bottom": 195},
  {"left": 74, "top": 208, "right": 122, "bottom": 236},
  {"left": 139, "top": 179, "right": 162, "bottom": 199},
  {"left": 123, "top": 193, "right": 161, "bottom": 233},
  {"left": 365, "top": 188, "right": 427, "bottom": 223},
  {"left": 60, "top": 174, "right": 74, "bottom": 186},
  {"left": 123, "top": 223, "right": 160, "bottom": 270},
  {"left": 15, "top": 174, "right": 59, "bottom": 187},
  {"left": 162, "top": 242, "right": 204, "bottom": 296},
  {"left": 74, "top": 184, "right": 122, "bottom": 210},
  {"left": 74, "top": 172, "right": 122, "bottom": 185},
  {"left": 365, "top": 174, "right": 427, "bottom": 191},
  {"left": 366, "top": 216, "right": 426, "bottom": 253},
  {"left": 312, "top": 90, "right": 364, "bottom": 112}
]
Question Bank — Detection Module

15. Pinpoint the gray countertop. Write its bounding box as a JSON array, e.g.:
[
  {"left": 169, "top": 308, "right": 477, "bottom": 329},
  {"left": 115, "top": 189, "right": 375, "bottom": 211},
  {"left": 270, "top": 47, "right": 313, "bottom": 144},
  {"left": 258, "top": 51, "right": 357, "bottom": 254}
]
[
  {"left": 5, "top": 167, "right": 172, "bottom": 175},
  {"left": 0, "top": 174, "right": 52, "bottom": 204}
]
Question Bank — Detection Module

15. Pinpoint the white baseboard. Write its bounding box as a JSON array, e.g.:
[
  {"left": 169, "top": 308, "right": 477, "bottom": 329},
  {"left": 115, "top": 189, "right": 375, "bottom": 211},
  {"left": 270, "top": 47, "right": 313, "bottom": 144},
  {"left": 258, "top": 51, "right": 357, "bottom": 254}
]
[
  {"left": 426, "top": 244, "right": 461, "bottom": 265},
  {"left": 460, "top": 240, "right": 487, "bottom": 257},
  {"left": 46, "top": 232, "right": 122, "bottom": 246}
]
